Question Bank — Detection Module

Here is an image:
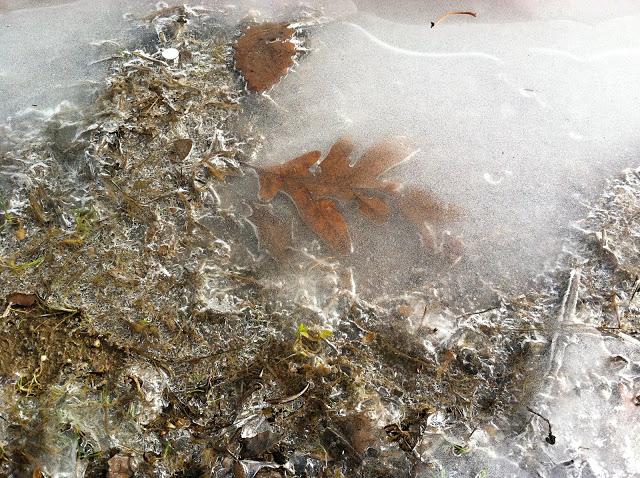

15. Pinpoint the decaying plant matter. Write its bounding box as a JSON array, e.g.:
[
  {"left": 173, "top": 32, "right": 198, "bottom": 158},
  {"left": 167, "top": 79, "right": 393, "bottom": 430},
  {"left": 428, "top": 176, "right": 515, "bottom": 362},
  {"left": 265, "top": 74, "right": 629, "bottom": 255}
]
[
  {"left": 234, "top": 22, "right": 298, "bottom": 92},
  {"left": 255, "top": 137, "right": 462, "bottom": 254},
  {"left": 1, "top": 4, "right": 639, "bottom": 478},
  {"left": 430, "top": 11, "right": 477, "bottom": 28}
]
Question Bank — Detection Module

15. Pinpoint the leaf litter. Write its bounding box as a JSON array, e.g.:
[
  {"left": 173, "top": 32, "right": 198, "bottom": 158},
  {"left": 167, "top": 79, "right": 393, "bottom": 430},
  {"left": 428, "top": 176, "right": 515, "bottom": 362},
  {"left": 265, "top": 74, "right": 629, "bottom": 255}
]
[
  {"left": 254, "top": 136, "right": 461, "bottom": 254},
  {"left": 234, "top": 22, "right": 299, "bottom": 92},
  {"left": 0, "top": 4, "right": 638, "bottom": 478}
]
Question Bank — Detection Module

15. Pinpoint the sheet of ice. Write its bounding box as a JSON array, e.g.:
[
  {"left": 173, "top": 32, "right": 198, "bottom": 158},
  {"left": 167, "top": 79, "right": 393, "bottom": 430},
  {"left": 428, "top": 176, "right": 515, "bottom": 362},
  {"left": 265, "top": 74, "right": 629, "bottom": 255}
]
[
  {"left": 447, "top": 315, "right": 640, "bottom": 478},
  {"left": 1, "top": 2, "right": 640, "bottom": 477},
  {"left": 253, "top": 6, "right": 640, "bottom": 285},
  {"left": 245, "top": 9, "right": 640, "bottom": 474},
  {"left": 0, "top": 1, "right": 150, "bottom": 118},
  {"left": 353, "top": 0, "right": 640, "bottom": 24}
]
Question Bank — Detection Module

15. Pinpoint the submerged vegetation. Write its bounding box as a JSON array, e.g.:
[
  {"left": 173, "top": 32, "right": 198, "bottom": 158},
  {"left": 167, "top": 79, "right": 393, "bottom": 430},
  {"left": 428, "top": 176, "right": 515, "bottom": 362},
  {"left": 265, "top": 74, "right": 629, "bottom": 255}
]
[
  {"left": 234, "top": 22, "right": 298, "bottom": 93},
  {"left": 0, "top": 4, "right": 639, "bottom": 478},
  {"left": 253, "top": 136, "right": 462, "bottom": 255}
]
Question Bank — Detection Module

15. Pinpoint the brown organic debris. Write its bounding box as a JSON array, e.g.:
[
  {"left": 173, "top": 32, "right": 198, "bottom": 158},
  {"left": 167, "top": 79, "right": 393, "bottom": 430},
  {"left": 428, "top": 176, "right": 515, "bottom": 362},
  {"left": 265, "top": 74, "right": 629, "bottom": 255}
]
[
  {"left": 6, "top": 292, "right": 38, "bottom": 307},
  {"left": 234, "top": 22, "right": 297, "bottom": 92},
  {"left": 257, "top": 149, "right": 352, "bottom": 254},
  {"left": 249, "top": 204, "right": 295, "bottom": 260},
  {"left": 336, "top": 412, "right": 380, "bottom": 456},
  {"left": 398, "top": 187, "right": 463, "bottom": 248},
  {"left": 255, "top": 137, "right": 461, "bottom": 254},
  {"left": 290, "top": 188, "right": 352, "bottom": 254},
  {"left": 431, "top": 11, "right": 477, "bottom": 28},
  {"left": 107, "top": 454, "right": 134, "bottom": 478},
  {"left": 171, "top": 138, "right": 193, "bottom": 163},
  {"left": 313, "top": 137, "right": 408, "bottom": 221},
  {"left": 15, "top": 221, "right": 26, "bottom": 240},
  {"left": 28, "top": 187, "right": 48, "bottom": 223}
]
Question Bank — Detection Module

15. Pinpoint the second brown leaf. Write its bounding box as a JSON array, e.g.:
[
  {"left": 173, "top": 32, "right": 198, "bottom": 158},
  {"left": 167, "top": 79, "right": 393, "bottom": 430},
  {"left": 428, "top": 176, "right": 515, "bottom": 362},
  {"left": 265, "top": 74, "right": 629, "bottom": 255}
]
[{"left": 234, "top": 22, "right": 297, "bottom": 92}]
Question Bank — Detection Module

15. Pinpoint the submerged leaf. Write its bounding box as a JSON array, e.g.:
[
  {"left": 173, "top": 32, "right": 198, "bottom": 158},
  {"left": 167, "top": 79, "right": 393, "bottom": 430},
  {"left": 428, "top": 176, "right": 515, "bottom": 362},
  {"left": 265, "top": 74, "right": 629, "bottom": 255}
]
[
  {"left": 398, "top": 187, "right": 463, "bottom": 247},
  {"left": 234, "top": 22, "right": 297, "bottom": 92},
  {"left": 398, "top": 187, "right": 461, "bottom": 224},
  {"left": 313, "top": 137, "right": 410, "bottom": 200},
  {"left": 355, "top": 193, "right": 390, "bottom": 224},
  {"left": 171, "top": 138, "right": 193, "bottom": 163},
  {"left": 257, "top": 151, "right": 320, "bottom": 201},
  {"left": 255, "top": 137, "right": 460, "bottom": 255},
  {"left": 249, "top": 204, "right": 295, "bottom": 260},
  {"left": 255, "top": 138, "right": 413, "bottom": 252},
  {"left": 289, "top": 188, "right": 352, "bottom": 255}
]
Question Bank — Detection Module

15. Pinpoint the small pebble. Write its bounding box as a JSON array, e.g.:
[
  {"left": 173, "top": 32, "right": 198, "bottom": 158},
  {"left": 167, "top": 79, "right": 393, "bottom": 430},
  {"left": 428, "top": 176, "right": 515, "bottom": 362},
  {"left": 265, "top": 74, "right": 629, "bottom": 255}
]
[{"left": 162, "top": 48, "right": 180, "bottom": 61}]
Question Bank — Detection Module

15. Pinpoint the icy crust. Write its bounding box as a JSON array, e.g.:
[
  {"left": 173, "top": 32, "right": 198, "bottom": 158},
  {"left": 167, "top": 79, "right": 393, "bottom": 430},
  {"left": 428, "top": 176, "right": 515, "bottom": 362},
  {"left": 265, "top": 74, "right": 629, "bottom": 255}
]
[
  {"left": 435, "top": 170, "right": 640, "bottom": 478},
  {"left": 527, "top": 169, "right": 640, "bottom": 478},
  {"left": 0, "top": 8, "right": 638, "bottom": 478}
]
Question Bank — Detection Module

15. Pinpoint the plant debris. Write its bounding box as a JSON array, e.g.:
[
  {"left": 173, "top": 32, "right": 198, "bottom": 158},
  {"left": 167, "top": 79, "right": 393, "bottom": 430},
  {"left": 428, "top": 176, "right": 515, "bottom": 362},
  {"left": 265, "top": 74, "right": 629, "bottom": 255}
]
[
  {"left": 234, "top": 22, "right": 298, "bottom": 92},
  {"left": 248, "top": 204, "right": 295, "bottom": 261},
  {"left": 255, "top": 136, "right": 461, "bottom": 254},
  {"left": 431, "top": 11, "right": 478, "bottom": 28},
  {"left": 1, "top": 4, "right": 639, "bottom": 478},
  {"left": 170, "top": 138, "right": 193, "bottom": 163},
  {"left": 107, "top": 454, "right": 135, "bottom": 478},
  {"left": 5, "top": 292, "right": 38, "bottom": 307}
]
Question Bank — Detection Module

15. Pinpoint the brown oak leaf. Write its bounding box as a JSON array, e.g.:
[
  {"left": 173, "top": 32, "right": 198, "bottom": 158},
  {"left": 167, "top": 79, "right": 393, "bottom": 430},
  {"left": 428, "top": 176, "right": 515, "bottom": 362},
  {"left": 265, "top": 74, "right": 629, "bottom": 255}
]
[
  {"left": 312, "top": 137, "right": 410, "bottom": 223},
  {"left": 258, "top": 151, "right": 320, "bottom": 202},
  {"left": 315, "top": 137, "right": 408, "bottom": 197},
  {"left": 255, "top": 137, "right": 461, "bottom": 255},
  {"left": 256, "top": 138, "right": 406, "bottom": 253},
  {"left": 256, "top": 137, "right": 412, "bottom": 252},
  {"left": 289, "top": 187, "right": 352, "bottom": 254},
  {"left": 234, "top": 22, "right": 297, "bottom": 92}
]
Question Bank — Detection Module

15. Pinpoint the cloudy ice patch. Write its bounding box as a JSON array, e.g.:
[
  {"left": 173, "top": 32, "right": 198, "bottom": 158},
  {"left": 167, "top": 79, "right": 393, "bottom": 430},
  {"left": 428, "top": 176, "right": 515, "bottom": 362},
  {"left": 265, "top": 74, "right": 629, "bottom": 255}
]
[{"left": 250, "top": 6, "right": 640, "bottom": 286}]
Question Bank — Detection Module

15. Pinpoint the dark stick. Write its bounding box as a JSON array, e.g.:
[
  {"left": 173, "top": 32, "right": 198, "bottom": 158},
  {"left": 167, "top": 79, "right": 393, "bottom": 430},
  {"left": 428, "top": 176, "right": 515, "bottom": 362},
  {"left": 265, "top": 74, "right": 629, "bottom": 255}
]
[{"left": 527, "top": 406, "right": 556, "bottom": 445}]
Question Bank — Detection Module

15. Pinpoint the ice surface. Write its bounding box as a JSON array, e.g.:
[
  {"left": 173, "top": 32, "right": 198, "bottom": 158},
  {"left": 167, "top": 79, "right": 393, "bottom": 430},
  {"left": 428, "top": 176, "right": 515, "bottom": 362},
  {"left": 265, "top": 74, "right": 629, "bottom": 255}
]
[
  {"left": 0, "top": 0, "right": 148, "bottom": 117},
  {"left": 6, "top": 0, "right": 638, "bottom": 285},
  {"left": 253, "top": 5, "right": 640, "bottom": 286},
  {"left": 2, "top": 1, "right": 640, "bottom": 477},
  {"left": 0, "top": 0, "right": 357, "bottom": 119},
  {"left": 353, "top": 0, "right": 640, "bottom": 25}
]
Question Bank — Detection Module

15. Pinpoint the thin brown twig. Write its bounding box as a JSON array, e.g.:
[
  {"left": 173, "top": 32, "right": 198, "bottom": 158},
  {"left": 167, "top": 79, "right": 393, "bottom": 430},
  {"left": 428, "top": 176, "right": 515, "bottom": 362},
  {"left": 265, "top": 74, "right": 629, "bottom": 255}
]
[{"left": 431, "top": 11, "right": 477, "bottom": 28}]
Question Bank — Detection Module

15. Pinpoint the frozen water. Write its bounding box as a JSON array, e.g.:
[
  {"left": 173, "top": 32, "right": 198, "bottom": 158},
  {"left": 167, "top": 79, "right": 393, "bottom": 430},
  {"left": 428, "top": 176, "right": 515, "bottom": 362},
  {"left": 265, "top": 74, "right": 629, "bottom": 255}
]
[
  {"left": 6, "top": 0, "right": 640, "bottom": 286},
  {"left": 0, "top": 0, "right": 149, "bottom": 118},
  {"left": 244, "top": 4, "right": 640, "bottom": 475},
  {"left": 353, "top": 0, "right": 640, "bottom": 25},
  {"left": 0, "top": 0, "right": 357, "bottom": 119},
  {"left": 1, "top": 1, "right": 640, "bottom": 477},
  {"left": 254, "top": 4, "right": 640, "bottom": 285}
]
